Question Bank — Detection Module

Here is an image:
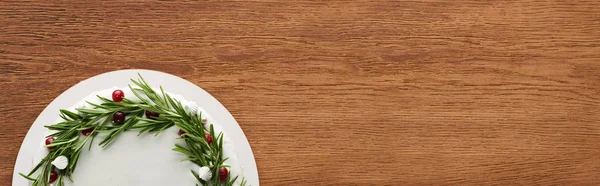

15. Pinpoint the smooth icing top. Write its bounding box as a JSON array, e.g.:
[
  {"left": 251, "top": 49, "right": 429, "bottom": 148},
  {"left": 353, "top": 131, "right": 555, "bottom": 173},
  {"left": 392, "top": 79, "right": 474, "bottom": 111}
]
[{"left": 32, "top": 87, "right": 243, "bottom": 186}]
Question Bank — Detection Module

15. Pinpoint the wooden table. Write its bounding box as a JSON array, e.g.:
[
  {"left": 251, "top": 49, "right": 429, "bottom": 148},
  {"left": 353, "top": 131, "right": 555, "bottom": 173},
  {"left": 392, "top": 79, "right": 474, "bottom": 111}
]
[{"left": 1, "top": 1, "right": 599, "bottom": 185}]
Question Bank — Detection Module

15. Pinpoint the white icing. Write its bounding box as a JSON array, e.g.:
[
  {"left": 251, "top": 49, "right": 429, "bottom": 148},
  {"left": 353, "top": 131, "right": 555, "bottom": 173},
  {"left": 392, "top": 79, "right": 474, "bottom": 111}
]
[
  {"left": 31, "top": 87, "right": 243, "bottom": 186},
  {"left": 51, "top": 156, "right": 68, "bottom": 170},
  {"left": 198, "top": 166, "right": 212, "bottom": 181},
  {"left": 184, "top": 102, "right": 199, "bottom": 116}
]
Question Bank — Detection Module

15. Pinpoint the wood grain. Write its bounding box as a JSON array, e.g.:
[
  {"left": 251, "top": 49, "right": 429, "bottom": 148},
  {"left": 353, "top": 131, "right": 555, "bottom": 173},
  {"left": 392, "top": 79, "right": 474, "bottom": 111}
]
[{"left": 1, "top": 0, "right": 599, "bottom": 185}]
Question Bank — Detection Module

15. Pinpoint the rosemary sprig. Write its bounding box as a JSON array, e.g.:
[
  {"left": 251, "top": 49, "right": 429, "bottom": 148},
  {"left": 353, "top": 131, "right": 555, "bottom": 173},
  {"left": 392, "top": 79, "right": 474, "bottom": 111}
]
[{"left": 20, "top": 74, "right": 246, "bottom": 186}]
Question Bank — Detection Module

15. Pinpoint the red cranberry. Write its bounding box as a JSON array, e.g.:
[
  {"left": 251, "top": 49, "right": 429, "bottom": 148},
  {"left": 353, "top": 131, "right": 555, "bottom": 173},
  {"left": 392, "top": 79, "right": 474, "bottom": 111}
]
[
  {"left": 112, "top": 90, "right": 124, "bottom": 102},
  {"left": 145, "top": 110, "right": 159, "bottom": 119},
  {"left": 219, "top": 167, "right": 228, "bottom": 181},
  {"left": 113, "top": 111, "right": 125, "bottom": 125},
  {"left": 178, "top": 129, "right": 187, "bottom": 138},
  {"left": 45, "top": 137, "right": 55, "bottom": 150},
  {"left": 205, "top": 133, "right": 213, "bottom": 144},
  {"left": 81, "top": 127, "right": 94, "bottom": 136},
  {"left": 49, "top": 170, "right": 58, "bottom": 183}
]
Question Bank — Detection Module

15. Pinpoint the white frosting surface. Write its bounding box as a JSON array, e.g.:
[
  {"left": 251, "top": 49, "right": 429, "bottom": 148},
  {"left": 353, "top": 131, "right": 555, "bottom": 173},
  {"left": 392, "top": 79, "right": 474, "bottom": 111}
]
[{"left": 32, "top": 87, "right": 243, "bottom": 186}]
